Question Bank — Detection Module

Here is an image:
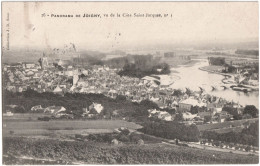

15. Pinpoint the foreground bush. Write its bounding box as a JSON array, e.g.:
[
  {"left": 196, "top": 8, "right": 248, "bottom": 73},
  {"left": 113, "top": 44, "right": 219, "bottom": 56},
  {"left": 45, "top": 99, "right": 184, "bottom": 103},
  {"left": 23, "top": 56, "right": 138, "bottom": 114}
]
[{"left": 3, "top": 137, "right": 258, "bottom": 164}]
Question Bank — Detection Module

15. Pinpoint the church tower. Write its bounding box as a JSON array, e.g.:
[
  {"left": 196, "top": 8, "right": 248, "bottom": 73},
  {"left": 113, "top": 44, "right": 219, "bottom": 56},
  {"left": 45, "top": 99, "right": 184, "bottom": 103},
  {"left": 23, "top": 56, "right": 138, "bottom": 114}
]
[
  {"left": 73, "top": 68, "right": 79, "bottom": 85},
  {"left": 41, "top": 52, "right": 49, "bottom": 69}
]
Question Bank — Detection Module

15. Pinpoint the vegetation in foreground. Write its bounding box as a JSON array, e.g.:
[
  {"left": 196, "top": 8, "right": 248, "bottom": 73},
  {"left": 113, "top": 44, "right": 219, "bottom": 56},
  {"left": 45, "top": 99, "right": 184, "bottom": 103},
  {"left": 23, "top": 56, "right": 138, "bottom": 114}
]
[
  {"left": 201, "top": 121, "right": 259, "bottom": 147},
  {"left": 3, "top": 137, "right": 259, "bottom": 165}
]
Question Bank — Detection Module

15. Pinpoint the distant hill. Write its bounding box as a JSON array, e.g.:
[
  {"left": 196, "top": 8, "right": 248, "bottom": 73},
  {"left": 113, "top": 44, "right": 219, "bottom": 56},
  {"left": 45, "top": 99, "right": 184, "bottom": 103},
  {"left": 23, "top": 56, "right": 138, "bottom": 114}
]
[
  {"left": 2, "top": 48, "right": 107, "bottom": 65},
  {"left": 2, "top": 50, "right": 43, "bottom": 63},
  {"left": 235, "top": 49, "right": 259, "bottom": 56}
]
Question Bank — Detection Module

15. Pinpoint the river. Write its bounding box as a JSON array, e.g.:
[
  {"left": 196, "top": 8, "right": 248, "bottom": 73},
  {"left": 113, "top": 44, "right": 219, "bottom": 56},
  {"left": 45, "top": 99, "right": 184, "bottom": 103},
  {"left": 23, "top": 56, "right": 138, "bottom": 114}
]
[{"left": 167, "top": 59, "right": 259, "bottom": 108}]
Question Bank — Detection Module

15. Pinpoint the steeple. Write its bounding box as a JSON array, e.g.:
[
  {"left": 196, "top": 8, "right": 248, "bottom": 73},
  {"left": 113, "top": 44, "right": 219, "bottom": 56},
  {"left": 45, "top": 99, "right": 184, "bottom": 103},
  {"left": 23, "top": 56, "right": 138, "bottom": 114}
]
[{"left": 42, "top": 52, "right": 49, "bottom": 69}]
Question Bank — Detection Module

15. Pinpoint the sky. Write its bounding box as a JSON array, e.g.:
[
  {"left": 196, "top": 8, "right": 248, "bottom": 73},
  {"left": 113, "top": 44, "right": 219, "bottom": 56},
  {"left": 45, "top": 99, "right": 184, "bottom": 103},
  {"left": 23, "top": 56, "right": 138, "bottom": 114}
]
[{"left": 2, "top": 2, "right": 259, "bottom": 51}]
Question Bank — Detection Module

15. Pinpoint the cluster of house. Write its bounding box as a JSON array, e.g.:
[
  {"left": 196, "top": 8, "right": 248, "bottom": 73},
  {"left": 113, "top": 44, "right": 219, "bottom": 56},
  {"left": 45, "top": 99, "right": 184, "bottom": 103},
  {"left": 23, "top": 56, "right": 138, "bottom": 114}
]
[
  {"left": 148, "top": 109, "right": 173, "bottom": 121},
  {"left": 3, "top": 59, "right": 250, "bottom": 124},
  {"left": 30, "top": 102, "right": 104, "bottom": 119},
  {"left": 3, "top": 61, "right": 72, "bottom": 93},
  {"left": 223, "top": 58, "right": 258, "bottom": 86},
  {"left": 147, "top": 95, "right": 244, "bottom": 124},
  {"left": 178, "top": 97, "right": 235, "bottom": 124},
  {"left": 234, "top": 68, "right": 259, "bottom": 86}
]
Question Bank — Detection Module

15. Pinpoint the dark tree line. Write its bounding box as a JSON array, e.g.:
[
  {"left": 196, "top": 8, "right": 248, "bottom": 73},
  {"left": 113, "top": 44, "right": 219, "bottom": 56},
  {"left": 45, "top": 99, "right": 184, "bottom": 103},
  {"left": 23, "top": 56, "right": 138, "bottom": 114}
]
[
  {"left": 222, "top": 105, "right": 258, "bottom": 120},
  {"left": 106, "top": 55, "right": 171, "bottom": 78},
  {"left": 235, "top": 49, "right": 259, "bottom": 56},
  {"left": 208, "top": 57, "right": 226, "bottom": 66},
  {"left": 138, "top": 120, "right": 200, "bottom": 142},
  {"left": 3, "top": 90, "right": 168, "bottom": 120}
]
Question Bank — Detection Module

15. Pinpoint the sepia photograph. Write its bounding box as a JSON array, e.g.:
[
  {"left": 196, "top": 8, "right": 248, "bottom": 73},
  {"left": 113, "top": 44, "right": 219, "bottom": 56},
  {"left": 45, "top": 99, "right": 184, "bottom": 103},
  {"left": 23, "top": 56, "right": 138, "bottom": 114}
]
[{"left": 1, "top": 1, "right": 259, "bottom": 164}]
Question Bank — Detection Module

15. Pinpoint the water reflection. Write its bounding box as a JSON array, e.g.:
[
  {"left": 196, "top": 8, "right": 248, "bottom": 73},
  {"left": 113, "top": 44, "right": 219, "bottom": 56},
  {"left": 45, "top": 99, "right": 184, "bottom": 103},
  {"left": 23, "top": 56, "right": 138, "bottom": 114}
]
[{"left": 169, "top": 60, "right": 259, "bottom": 108}]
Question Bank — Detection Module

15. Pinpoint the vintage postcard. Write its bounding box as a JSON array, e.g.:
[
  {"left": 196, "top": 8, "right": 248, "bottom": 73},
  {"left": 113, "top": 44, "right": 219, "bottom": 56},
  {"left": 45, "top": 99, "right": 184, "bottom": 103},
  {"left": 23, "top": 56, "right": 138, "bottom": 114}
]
[{"left": 1, "top": 1, "right": 259, "bottom": 164}]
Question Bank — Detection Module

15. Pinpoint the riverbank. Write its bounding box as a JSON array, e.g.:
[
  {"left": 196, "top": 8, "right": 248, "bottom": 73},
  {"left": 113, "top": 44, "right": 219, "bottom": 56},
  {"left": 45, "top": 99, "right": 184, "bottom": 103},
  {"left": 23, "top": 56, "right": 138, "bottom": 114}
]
[
  {"left": 170, "top": 59, "right": 201, "bottom": 68},
  {"left": 199, "top": 66, "right": 235, "bottom": 88},
  {"left": 165, "top": 59, "right": 258, "bottom": 107},
  {"left": 199, "top": 66, "right": 259, "bottom": 91},
  {"left": 199, "top": 66, "right": 233, "bottom": 78}
]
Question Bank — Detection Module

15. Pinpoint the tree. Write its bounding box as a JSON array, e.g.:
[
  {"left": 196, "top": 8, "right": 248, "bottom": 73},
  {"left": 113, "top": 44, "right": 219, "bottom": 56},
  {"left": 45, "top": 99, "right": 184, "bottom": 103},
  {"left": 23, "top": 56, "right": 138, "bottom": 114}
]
[
  {"left": 244, "top": 105, "right": 258, "bottom": 118},
  {"left": 13, "top": 106, "right": 26, "bottom": 113},
  {"left": 228, "top": 65, "right": 236, "bottom": 73},
  {"left": 174, "top": 113, "right": 184, "bottom": 121},
  {"left": 140, "top": 100, "right": 159, "bottom": 109},
  {"left": 103, "top": 134, "right": 113, "bottom": 142},
  {"left": 245, "top": 146, "right": 251, "bottom": 152},
  {"left": 164, "top": 108, "right": 176, "bottom": 115},
  {"left": 130, "top": 134, "right": 142, "bottom": 142},
  {"left": 242, "top": 121, "right": 259, "bottom": 137},
  {"left": 185, "top": 88, "right": 192, "bottom": 96},
  {"left": 222, "top": 107, "right": 238, "bottom": 117},
  {"left": 120, "top": 129, "right": 130, "bottom": 136},
  {"left": 233, "top": 114, "right": 243, "bottom": 120},
  {"left": 208, "top": 57, "right": 226, "bottom": 66},
  {"left": 138, "top": 121, "right": 199, "bottom": 142},
  {"left": 117, "top": 134, "right": 130, "bottom": 142},
  {"left": 242, "top": 114, "right": 252, "bottom": 119},
  {"left": 172, "top": 89, "right": 182, "bottom": 97},
  {"left": 191, "top": 106, "right": 199, "bottom": 114},
  {"left": 133, "top": 108, "right": 149, "bottom": 118},
  {"left": 116, "top": 95, "right": 127, "bottom": 101},
  {"left": 204, "top": 116, "right": 212, "bottom": 123}
]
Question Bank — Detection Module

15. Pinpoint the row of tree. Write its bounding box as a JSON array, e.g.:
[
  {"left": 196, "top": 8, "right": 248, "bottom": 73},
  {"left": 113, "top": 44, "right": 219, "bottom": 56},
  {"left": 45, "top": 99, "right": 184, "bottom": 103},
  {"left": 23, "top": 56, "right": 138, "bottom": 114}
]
[
  {"left": 138, "top": 120, "right": 200, "bottom": 142},
  {"left": 235, "top": 49, "right": 259, "bottom": 56},
  {"left": 222, "top": 105, "right": 258, "bottom": 120},
  {"left": 208, "top": 57, "right": 226, "bottom": 66}
]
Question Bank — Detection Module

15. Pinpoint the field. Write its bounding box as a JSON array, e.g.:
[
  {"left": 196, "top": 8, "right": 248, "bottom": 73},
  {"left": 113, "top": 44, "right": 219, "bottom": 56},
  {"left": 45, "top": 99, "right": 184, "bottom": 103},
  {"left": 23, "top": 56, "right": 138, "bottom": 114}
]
[
  {"left": 3, "top": 113, "right": 142, "bottom": 137},
  {"left": 211, "top": 126, "right": 243, "bottom": 134},
  {"left": 3, "top": 113, "right": 47, "bottom": 121},
  {"left": 197, "top": 118, "right": 258, "bottom": 132}
]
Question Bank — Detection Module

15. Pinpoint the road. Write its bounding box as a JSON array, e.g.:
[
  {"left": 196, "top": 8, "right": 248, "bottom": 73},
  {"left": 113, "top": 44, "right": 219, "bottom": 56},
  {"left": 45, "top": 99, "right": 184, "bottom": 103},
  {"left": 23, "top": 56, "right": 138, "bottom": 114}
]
[{"left": 178, "top": 141, "right": 258, "bottom": 156}]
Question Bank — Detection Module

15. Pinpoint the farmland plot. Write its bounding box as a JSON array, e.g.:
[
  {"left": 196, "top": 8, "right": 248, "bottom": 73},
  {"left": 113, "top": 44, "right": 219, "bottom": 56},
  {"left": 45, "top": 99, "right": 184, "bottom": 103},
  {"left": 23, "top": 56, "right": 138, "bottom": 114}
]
[{"left": 3, "top": 114, "right": 142, "bottom": 137}]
